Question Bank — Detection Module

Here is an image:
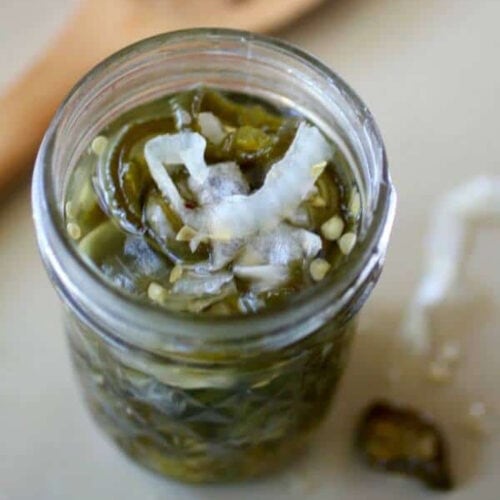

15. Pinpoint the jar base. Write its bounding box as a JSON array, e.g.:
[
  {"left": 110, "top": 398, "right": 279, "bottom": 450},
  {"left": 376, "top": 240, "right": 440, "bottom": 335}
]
[{"left": 111, "top": 432, "right": 310, "bottom": 483}]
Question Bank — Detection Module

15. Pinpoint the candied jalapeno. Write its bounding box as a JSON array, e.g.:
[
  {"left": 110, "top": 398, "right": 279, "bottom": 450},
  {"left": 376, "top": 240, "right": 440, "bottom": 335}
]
[
  {"left": 356, "top": 401, "right": 453, "bottom": 491},
  {"left": 67, "top": 311, "right": 356, "bottom": 482},
  {"left": 66, "top": 88, "right": 361, "bottom": 315},
  {"left": 34, "top": 30, "right": 394, "bottom": 486}
]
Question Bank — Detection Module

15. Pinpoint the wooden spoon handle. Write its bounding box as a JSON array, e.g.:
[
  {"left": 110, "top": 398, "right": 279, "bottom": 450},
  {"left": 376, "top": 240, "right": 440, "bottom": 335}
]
[
  {"left": 0, "top": 0, "right": 323, "bottom": 193},
  {"left": 0, "top": 1, "right": 133, "bottom": 192}
]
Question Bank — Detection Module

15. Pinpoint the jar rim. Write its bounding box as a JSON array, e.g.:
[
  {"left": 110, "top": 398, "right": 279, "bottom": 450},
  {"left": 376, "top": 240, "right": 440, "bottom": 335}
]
[{"left": 32, "top": 28, "right": 396, "bottom": 354}]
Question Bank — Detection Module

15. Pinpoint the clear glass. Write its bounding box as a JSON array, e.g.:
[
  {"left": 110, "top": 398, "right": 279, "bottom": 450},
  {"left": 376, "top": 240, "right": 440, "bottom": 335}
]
[{"left": 32, "top": 29, "right": 396, "bottom": 482}]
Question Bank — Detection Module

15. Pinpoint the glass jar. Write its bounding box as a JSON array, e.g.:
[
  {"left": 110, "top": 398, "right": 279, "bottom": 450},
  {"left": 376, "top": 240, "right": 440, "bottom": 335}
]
[{"left": 32, "top": 29, "right": 396, "bottom": 483}]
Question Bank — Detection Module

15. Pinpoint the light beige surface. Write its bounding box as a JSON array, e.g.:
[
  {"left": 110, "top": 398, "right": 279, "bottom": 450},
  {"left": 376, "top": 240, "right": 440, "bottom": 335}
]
[{"left": 1, "top": 1, "right": 500, "bottom": 499}]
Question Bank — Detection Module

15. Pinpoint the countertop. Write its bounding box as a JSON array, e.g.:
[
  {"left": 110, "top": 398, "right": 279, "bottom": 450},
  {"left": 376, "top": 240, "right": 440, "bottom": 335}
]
[{"left": 1, "top": 1, "right": 500, "bottom": 499}]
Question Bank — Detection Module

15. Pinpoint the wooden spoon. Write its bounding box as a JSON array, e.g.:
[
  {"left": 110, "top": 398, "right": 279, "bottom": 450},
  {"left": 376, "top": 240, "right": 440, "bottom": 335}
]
[{"left": 0, "top": 0, "right": 323, "bottom": 193}]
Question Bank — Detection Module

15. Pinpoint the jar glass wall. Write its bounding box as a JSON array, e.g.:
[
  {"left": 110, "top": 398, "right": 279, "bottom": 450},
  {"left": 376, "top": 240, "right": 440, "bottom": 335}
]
[{"left": 32, "top": 29, "right": 395, "bottom": 482}]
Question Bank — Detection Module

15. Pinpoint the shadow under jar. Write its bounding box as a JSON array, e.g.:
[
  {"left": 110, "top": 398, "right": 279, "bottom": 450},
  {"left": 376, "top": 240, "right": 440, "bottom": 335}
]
[{"left": 32, "top": 29, "right": 396, "bottom": 483}]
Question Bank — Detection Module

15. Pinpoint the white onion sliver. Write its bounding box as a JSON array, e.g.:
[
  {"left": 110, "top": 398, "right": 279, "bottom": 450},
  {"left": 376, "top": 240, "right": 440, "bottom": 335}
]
[
  {"left": 295, "top": 228, "right": 323, "bottom": 259},
  {"left": 233, "top": 264, "right": 290, "bottom": 293},
  {"left": 207, "top": 123, "right": 332, "bottom": 240},
  {"left": 198, "top": 112, "right": 226, "bottom": 145},
  {"left": 211, "top": 239, "right": 244, "bottom": 270},
  {"left": 401, "top": 177, "right": 500, "bottom": 352},
  {"left": 189, "top": 162, "right": 249, "bottom": 205},
  {"left": 145, "top": 131, "right": 210, "bottom": 227},
  {"left": 172, "top": 270, "right": 234, "bottom": 296},
  {"left": 243, "top": 223, "right": 322, "bottom": 266}
]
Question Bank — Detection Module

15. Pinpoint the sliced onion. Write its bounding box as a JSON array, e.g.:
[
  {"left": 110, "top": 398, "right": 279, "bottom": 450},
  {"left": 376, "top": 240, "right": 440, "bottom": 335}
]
[
  {"left": 233, "top": 264, "right": 290, "bottom": 293},
  {"left": 197, "top": 112, "right": 226, "bottom": 145},
  {"left": 206, "top": 123, "right": 333, "bottom": 240}
]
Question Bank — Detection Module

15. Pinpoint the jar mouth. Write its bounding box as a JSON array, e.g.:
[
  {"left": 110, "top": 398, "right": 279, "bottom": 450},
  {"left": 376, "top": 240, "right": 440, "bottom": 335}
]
[{"left": 32, "top": 28, "right": 396, "bottom": 354}]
